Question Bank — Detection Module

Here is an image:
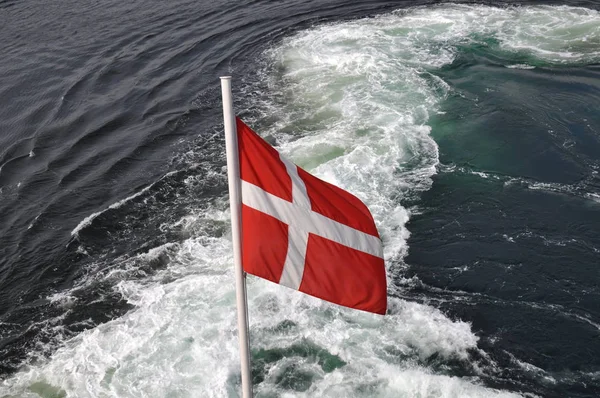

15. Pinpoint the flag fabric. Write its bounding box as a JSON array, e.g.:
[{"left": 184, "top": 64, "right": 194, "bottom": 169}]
[{"left": 237, "top": 118, "right": 387, "bottom": 315}]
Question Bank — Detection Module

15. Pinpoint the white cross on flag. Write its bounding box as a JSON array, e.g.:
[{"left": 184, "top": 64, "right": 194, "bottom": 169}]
[{"left": 236, "top": 118, "right": 387, "bottom": 315}]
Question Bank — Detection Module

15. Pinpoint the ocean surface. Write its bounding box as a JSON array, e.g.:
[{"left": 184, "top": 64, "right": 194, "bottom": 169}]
[{"left": 1, "top": 0, "right": 599, "bottom": 397}]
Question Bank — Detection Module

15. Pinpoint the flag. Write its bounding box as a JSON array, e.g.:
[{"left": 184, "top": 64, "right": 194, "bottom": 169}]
[{"left": 237, "top": 118, "right": 387, "bottom": 315}]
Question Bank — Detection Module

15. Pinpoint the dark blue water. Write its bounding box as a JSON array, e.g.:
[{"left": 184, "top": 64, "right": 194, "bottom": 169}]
[{"left": 1, "top": 1, "right": 599, "bottom": 397}]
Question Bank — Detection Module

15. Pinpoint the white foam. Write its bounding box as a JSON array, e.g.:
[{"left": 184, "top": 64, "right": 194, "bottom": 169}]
[
  {"left": 70, "top": 171, "right": 179, "bottom": 237},
  {"left": 0, "top": 230, "right": 500, "bottom": 397},
  {"left": 70, "top": 209, "right": 105, "bottom": 237},
  {"left": 378, "top": 4, "right": 600, "bottom": 65},
  {"left": 506, "top": 64, "right": 536, "bottom": 70},
  {"left": 586, "top": 192, "right": 600, "bottom": 203},
  {"left": 506, "top": 352, "right": 557, "bottom": 386},
  {"left": 27, "top": 213, "right": 41, "bottom": 230},
  {"left": 5, "top": 3, "right": 600, "bottom": 397}
]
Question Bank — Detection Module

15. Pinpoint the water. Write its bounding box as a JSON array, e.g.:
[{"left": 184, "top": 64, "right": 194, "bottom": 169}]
[{"left": 1, "top": 1, "right": 599, "bottom": 397}]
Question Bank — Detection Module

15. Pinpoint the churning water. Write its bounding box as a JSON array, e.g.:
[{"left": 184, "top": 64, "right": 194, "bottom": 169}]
[{"left": 1, "top": 2, "right": 600, "bottom": 397}]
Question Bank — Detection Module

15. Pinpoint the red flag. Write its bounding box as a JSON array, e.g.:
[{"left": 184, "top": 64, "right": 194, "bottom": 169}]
[{"left": 237, "top": 118, "right": 387, "bottom": 315}]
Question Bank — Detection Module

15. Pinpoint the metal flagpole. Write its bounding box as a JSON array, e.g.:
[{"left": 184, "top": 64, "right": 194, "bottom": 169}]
[{"left": 220, "top": 76, "right": 253, "bottom": 398}]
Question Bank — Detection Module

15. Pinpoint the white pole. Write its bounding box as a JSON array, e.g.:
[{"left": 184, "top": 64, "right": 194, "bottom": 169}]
[{"left": 220, "top": 76, "right": 253, "bottom": 398}]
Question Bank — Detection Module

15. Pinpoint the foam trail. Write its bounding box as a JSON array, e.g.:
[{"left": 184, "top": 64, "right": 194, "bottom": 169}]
[
  {"left": 71, "top": 170, "right": 180, "bottom": 238},
  {"left": 0, "top": 230, "right": 519, "bottom": 397},
  {"left": 4, "top": 4, "right": 600, "bottom": 397}
]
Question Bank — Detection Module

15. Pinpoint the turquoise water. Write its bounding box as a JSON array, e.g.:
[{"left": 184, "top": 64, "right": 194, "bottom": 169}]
[
  {"left": 407, "top": 30, "right": 600, "bottom": 398},
  {"left": 250, "top": 5, "right": 600, "bottom": 396},
  {"left": 1, "top": 3, "right": 599, "bottom": 398}
]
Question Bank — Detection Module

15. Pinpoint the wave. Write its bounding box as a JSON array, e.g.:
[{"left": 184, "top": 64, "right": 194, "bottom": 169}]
[
  {"left": 3, "top": 3, "right": 600, "bottom": 397},
  {"left": 70, "top": 170, "right": 180, "bottom": 238},
  {"left": 449, "top": 165, "right": 600, "bottom": 205}
]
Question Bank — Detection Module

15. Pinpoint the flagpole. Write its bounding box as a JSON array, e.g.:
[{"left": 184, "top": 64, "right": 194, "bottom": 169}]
[{"left": 220, "top": 76, "right": 253, "bottom": 398}]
